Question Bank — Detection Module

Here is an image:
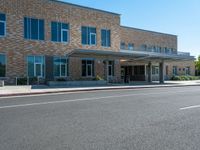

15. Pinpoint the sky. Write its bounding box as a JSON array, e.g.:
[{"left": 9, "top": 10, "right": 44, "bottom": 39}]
[{"left": 61, "top": 0, "right": 200, "bottom": 59}]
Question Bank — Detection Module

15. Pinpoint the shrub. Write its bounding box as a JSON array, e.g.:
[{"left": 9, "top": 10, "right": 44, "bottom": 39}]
[
  {"left": 56, "top": 78, "right": 67, "bottom": 81},
  {"left": 17, "top": 77, "right": 27, "bottom": 85},
  {"left": 95, "top": 75, "right": 104, "bottom": 81},
  {"left": 171, "top": 75, "right": 200, "bottom": 81}
]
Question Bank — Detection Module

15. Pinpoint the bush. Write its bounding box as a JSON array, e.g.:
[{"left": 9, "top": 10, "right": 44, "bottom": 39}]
[
  {"left": 95, "top": 75, "right": 104, "bottom": 81},
  {"left": 17, "top": 77, "right": 27, "bottom": 85},
  {"left": 171, "top": 75, "right": 200, "bottom": 81},
  {"left": 56, "top": 78, "right": 67, "bottom": 81}
]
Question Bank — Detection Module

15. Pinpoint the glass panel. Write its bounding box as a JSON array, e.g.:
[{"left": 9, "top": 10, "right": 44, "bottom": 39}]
[
  {"left": 90, "top": 27, "right": 96, "bottom": 33},
  {"left": 82, "top": 60, "right": 86, "bottom": 76},
  {"left": 0, "top": 13, "right": 6, "bottom": 21},
  {"left": 35, "top": 56, "right": 42, "bottom": 63},
  {"left": 87, "top": 64, "right": 92, "bottom": 76},
  {"left": 35, "top": 64, "right": 42, "bottom": 76},
  {"left": 0, "top": 54, "right": 6, "bottom": 77},
  {"left": 0, "top": 22, "right": 5, "bottom": 36},
  {"left": 61, "top": 64, "right": 66, "bottom": 76},
  {"left": 90, "top": 33, "right": 96, "bottom": 45},
  {"left": 31, "top": 18, "right": 38, "bottom": 40},
  {"left": 81, "top": 27, "right": 87, "bottom": 44},
  {"left": 24, "top": 18, "right": 28, "bottom": 38},
  {"left": 62, "top": 30, "right": 68, "bottom": 42},
  {"left": 58, "top": 23, "right": 61, "bottom": 42},
  {"left": 39, "top": 20, "right": 44, "bottom": 40},
  {"left": 107, "top": 30, "right": 111, "bottom": 47},
  {"left": 62, "top": 23, "right": 69, "bottom": 30},
  {"left": 101, "top": 29, "right": 106, "bottom": 46},
  {"left": 27, "top": 56, "right": 34, "bottom": 77},
  {"left": 51, "top": 22, "right": 58, "bottom": 41}
]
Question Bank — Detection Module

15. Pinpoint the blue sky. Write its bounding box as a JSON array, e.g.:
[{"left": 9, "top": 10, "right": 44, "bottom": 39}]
[{"left": 61, "top": 0, "right": 200, "bottom": 58}]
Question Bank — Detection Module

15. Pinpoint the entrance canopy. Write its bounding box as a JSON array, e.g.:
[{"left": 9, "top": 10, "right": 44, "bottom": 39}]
[{"left": 68, "top": 49, "right": 195, "bottom": 61}]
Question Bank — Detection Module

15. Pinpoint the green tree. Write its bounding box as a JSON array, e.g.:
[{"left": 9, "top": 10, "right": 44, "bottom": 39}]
[{"left": 195, "top": 56, "right": 200, "bottom": 75}]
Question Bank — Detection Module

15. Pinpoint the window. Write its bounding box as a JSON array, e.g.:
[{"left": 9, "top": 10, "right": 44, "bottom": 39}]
[
  {"left": 101, "top": 29, "right": 111, "bottom": 47},
  {"left": 172, "top": 66, "right": 177, "bottom": 75},
  {"left": 0, "top": 13, "right": 6, "bottom": 37},
  {"left": 51, "top": 22, "right": 69, "bottom": 43},
  {"left": 141, "top": 44, "right": 147, "bottom": 51},
  {"left": 128, "top": 43, "right": 134, "bottom": 50},
  {"left": 0, "top": 54, "right": 6, "bottom": 77},
  {"left": 120, "top": 42, "right": 126, "bottom": 49},
  {"left": 185, "top": 67, "right": 190, "bottom": 75},
  {"left": 27, "top": 56, "right": 45, "bottom": 77},
  {"left": 152, "top": 66, "right": 159, "bottom": 75},
  {"left": 53, "top": 57, "right": 68, "bottom": 77},
  {"left": 82, "top": 59, "right": 94, "bottom": 77},
  {"left": 81, "top": 26, "right": 96, "bottom": 45},
  {"left": 108, "top": 61, "right": 114, "bottom": 76},
  {"left": 24, "top": 17, "right": 45, "bottom": 40}
]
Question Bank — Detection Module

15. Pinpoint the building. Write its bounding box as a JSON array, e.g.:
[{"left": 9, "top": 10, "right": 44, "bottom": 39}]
[{"left": 0, "top": 0, "right": 195, "bottom": 85}]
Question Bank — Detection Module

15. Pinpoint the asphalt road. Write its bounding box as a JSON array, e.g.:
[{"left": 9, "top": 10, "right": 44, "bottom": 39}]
[{"left": 0, "top": 86, "right": 200, "bottom": 150}]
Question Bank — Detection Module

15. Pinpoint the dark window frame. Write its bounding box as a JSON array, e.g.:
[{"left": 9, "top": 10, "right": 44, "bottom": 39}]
[{"left": 82, "top": 59, "right": 95, "bottom": 77}]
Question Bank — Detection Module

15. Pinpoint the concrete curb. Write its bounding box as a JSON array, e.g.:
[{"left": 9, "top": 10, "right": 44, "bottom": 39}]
[{"left": 0, "top": 83, "right": 200, "bottom": 98}]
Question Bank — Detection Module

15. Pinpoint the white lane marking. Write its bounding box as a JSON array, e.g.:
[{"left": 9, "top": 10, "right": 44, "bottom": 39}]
[
  {"left": 180, "top": 105, "right": 200, "bottom": 110},
  {"left": 0, "top": 90, "right": 199, "bottom": 110}
]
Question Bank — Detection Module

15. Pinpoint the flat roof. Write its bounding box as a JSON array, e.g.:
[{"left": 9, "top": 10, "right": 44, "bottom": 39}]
[
  {"left": 49, "top": 0, "right": 121, "bottom": 16},
  {"left": 121, "top": 26, "right": 177, "bottom": 37}
]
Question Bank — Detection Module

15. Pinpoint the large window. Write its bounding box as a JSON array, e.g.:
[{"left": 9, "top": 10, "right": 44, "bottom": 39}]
[
  {"left": 81, "top": 26, "right": 96, "bottom": 45},
  {"left": 0, "top": 54, "right": 6, "bottom": 77},
  {"left": 120, "top": 42, "right": 126, "bottom": 49},
  {"left": 128, "top": 43, "right": 134, "bottom": 50},
  {"left": 51, "top": 22, "right": 69, "bottom": 43},
  {"left": 108, "top": 61, "right": 114, "bottom": 76},
  {"left": 185, "top": 67, "right": 190, "bottom": 75},
  {"left": 0, "top": 13, "right": 6, "bottom": 37},
  {"left": 82, "top": 59, "right": 94, "bottom": 77},
  {"left": 152, "top": 66, "right": 159, "bottom": 75},
  {"left": 24, "top": 17, "right": 45, "bottom": 40},
  {"left": 172, "top": 66, "right": 177, "bottom": 75},
  {"left": 53, "top": 57, "right": 68, "bottom": 77},
  {"left": 27, "top": 56, "right": 45, "bottom": 77},
  {"left": 101, "top": 29, "right": 111, "bottom": 47}
]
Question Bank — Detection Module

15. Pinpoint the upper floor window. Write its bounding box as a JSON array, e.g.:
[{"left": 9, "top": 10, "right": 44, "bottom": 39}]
[
  {"left": 101, "top": 29, "right": 111, "bottom": 47},
  {"left": 51, "top": 22, "right": 69, "bottom": 43},
  {"left": 53, "top": 56, "right": 68, "bottom": 77},
  {"left": 24, "top": 17, "right": 45, "bottom": 40},
  {"left": 0, "top": 54, "right": 6, "bottom": 77},
  {"left": 120, "top": 42, "right": 126, "bottom": 49},
  {"left": 128, "top": 43, "right": 134, "bottom": 50},
  {"left": 81, "top": 26, "right": 96, "bottom": 45},
  {"left": 141, "top": 44, "right": 147, "bottom": 51},
  {"left": 0, "top": 13, "right": 6, "bottom": 37}
]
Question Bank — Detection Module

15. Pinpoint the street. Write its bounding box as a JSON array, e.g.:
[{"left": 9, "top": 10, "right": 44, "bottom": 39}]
[{"left": 0, "top": 86, "right": 200, "bottom": 150}]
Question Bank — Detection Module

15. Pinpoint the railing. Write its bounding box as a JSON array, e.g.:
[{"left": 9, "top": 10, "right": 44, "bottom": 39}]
[{"left": 120, "top": 47, "right": 191, "bottom": 56}]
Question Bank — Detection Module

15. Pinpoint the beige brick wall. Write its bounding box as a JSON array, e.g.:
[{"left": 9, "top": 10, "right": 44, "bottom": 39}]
[
  {"left": 0, "top": 0, "right": 120, "bottom": 82},
  {"left": 120, "top": 26, "right": 177, "bottom": 52}
]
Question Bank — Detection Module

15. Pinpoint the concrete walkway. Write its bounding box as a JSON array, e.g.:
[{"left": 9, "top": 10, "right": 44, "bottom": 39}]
[{"left": 0, "top": 80, "right": 200, "bottom": 97}]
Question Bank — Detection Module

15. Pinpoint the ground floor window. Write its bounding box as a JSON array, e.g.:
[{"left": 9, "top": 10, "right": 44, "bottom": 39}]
[
  {"left": 27, "top": 56, "right": 45, "bottom": 77},
  {"left": 172, "top": 66, "right": 177, "bottom": 75},
  {"left": 53, "top": 57, "right": 68, "bottom": 77},
  {"left": 82, "top": 59, "right": 94, "bottom": 77},
  {"left": 108, "top": 60, "right": 114, "bottom": 76},
  {"left": 185, "top": 67, "right": 190, "bottom": 75},
  {"left": 0, "top": 54, "right": 6, "bottom": 77},
  {"left": 152, "top": 66, "right": 159, "bottom": 75}
]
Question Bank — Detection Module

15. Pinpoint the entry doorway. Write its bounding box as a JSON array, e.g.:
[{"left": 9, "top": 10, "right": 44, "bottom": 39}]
[{"left": 121, "top": 66, "right": 145, "bottom": 83}]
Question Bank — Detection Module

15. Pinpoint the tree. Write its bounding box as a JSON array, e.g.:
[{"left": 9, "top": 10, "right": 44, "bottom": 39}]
[{"left": 195, "top": 56, "right": 200, "bottom": 76}]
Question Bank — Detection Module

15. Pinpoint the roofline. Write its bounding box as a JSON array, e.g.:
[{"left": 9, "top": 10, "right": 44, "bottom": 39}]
[
  {"left": 121, "top": 26, "right": 177, "bottom": 37},
  {"left": 49, "top": 0, "right": 121, "bottom": 16}
]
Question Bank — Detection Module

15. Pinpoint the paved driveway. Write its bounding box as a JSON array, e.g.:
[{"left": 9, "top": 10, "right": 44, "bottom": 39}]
[{"left": 0, "top": 86, "right": 200, "bottom": 150}]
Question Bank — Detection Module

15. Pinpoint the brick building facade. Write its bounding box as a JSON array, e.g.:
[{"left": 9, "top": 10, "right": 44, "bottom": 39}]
[{"left": 0, "top": 0, "right": 195, "bottom": 84}]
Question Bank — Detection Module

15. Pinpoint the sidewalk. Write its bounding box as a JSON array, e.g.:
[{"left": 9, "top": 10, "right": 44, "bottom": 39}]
[{"left": 1, "top": 80, "right": 200, "bottom": 97}]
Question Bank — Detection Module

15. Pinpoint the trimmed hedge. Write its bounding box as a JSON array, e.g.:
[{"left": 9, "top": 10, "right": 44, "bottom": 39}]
[{"left": 171, "top": 76, "right": 200, "bottom": 81}]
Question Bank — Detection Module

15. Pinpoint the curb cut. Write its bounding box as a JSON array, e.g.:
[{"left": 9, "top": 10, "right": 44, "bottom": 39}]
[{"left": 0, "top": 84, "right": 200, "bottom": 98}]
